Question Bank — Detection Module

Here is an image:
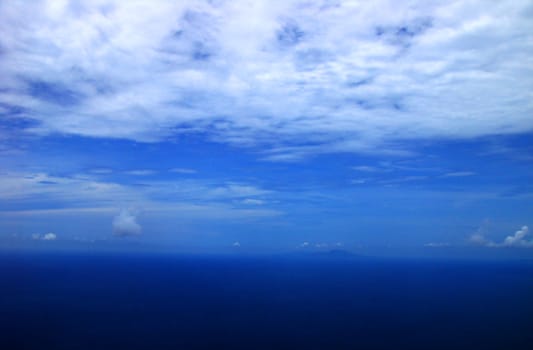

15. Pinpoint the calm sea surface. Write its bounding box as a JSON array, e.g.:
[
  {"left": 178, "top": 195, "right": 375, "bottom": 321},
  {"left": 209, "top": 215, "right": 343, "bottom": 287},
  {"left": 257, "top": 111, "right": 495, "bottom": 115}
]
[{"left": 1, "top": 252, "right": 532, "bottom": 349}]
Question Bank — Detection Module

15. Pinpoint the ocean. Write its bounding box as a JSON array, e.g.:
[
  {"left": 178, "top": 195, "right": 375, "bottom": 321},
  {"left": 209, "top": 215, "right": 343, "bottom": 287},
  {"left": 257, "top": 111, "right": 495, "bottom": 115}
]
[{"left": 1, "top": 252, "right": 532, "bottom": 349}]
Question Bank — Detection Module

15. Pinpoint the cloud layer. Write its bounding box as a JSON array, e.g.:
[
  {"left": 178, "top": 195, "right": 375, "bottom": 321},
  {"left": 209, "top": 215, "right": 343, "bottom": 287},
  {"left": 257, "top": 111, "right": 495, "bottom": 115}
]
[{"left": 1, "top": 0, "right": 532, "bottom": 158}]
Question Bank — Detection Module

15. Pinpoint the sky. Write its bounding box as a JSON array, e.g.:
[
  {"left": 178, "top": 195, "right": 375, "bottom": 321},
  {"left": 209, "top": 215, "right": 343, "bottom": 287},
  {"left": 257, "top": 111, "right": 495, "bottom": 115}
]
[{"left": 1, "top": 0, "right": 532, "bottom": 256}]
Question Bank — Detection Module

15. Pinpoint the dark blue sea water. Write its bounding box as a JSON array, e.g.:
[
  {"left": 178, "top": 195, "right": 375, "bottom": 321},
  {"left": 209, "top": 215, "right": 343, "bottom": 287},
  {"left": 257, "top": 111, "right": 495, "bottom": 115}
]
[{"left": 1, "top": 252, "right": 532, "bottom": 350}]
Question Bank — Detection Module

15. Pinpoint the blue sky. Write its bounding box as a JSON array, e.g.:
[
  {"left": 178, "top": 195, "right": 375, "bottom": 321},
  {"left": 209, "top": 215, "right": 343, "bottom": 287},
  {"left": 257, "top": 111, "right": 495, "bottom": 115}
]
[{"left": 1, "top": 0, "right": 532, "bottom": 255}]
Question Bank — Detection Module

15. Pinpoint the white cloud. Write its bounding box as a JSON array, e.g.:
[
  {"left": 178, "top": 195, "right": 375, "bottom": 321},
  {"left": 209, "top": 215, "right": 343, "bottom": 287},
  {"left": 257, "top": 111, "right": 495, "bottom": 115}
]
[
  {"left": 42, "top": 232, "right": 57, "bottom": 240},
  {"left": 0, "top": 172, "right": 139, "bottom": 205},
  {"left": 503, "top": 226, "right": 532, "bottom": 248},
  {"left": 350, "top": 178, "right": 369, "bottom": 185},
  {"left": 352, "top": 166, "right": 382, "bottom": 172},
  {"left": 241, "top": 198, "right": 264, "bottom": 205},
  {"left": 0, "top": 172, "right": 279, "bottom": 220},
  {"left": 112, "top": 209, "right": 142, "bottom": 237},
  {"left": 424, "top": 242, "right": 450, "bottom": 247},
  {"left": 32, "top": 232, "right": 57, "bottom": 240},
  {"left": 90, "top": 168, "right": 113, "bottom": 174},
  {"left": 169, "top": 168, "right": 197, "bottom": 174},
  {"left": 298, "top": 241, "right": 342, "bottom": 249},
  {"left": 379, "top": 175, "right": 428, "bottom": 184},
  {"left": 232, "top": 241, "right": 241, "bottom": 247},
  {"left": 124, "top": 170, "right": 157, "bottom": 176},
  {"left": 441, "top": 171, "right": 476, "bottom": 177},
  {"left": 209, "top": 184, "right": 270, "bottom": 198},
  {"left": 1, "top": 1, "right": 531, "bottom": 158},
  {"left": 469, "top": 225, "right": 533, "bottom": 248},
  {"left": 469, "top": 233, "right": 491, "bottom": 246}
]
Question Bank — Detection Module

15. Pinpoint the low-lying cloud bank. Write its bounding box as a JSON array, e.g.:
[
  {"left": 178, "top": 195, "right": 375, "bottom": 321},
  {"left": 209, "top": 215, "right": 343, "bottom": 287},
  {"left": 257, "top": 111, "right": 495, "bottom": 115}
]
[{"left": 470, "top": 226, "right": 532, "bottom": 248}]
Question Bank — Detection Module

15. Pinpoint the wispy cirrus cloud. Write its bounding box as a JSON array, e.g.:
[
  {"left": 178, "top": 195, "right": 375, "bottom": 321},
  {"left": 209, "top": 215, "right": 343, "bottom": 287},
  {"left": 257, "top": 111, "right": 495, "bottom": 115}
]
[
  {"left": 124, "top": 169, "right": 157, "bottom": 176},
  {"left": 0, "top": 172, "right": 279, "bottom": 220},
  {"left": 1, "top": 0, "right": 531, "bottom": 160},
  {"left": 441, "top": 171, "right": 476, "bottom": 178},
  {"left": 169, "top": 168, "right": 197, "bottom": 174},
  {"left": 89, "top": 168, "right": 114, "bottom": 175},
  {"left": 241, "top": 198, "right": 265, "bottom": 205},
  {"left": 351, "top": 166, "right": 383, "bottom": 173}
]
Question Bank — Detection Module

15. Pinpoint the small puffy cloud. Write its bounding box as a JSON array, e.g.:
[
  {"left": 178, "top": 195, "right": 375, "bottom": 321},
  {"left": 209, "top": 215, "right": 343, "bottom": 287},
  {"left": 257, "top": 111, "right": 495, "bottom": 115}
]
[
  {"left": 112, "top": 209, "right": 142, "bottom": 237},
  {"left": 503, "top": 226, "right": 532, "bottom": 248},
  {"left": 469, "top": 225, "right": 532, "bottom": 248},
  {"left": 469, "top": 234, "right": 491, "bottom": 246},
  {"left": 32, "top": 232, "right": 57, "bottom": 240},
  {"left": 299, "top": 241, "right": 310, "bottom": 248},
  {"left": 232, "top": 241, "right": 241, "bottom": 247},
  {"left": 43, "top": 232, "right": 57, "bottom": 240},
  {"left": 469, "top": 219, "right": 492, "bottom": 245}
]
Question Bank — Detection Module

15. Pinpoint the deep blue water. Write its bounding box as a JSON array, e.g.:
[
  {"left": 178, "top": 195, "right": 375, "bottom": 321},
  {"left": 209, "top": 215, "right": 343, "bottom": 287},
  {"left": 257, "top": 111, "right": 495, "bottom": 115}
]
[{"left": 1, "top": 252, "right": 533, "bottom": 350}]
